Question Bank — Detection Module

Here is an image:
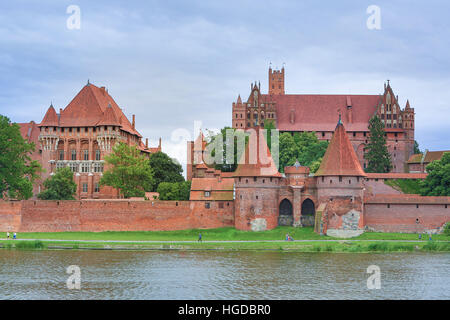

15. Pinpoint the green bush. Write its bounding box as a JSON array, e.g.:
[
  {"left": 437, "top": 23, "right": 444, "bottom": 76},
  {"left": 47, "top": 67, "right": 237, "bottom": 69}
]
[
  {"left": 15, "top": 240, "right": 45, "bottom": 250},
  {"left": 443, "top": 222, "right": 450, "bottom": 236}
]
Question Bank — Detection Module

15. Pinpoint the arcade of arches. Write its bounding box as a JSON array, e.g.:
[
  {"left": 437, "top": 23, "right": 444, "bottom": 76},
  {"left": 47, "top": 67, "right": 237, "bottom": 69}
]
[{"left": 278, "top": 198, "right": 316, "bottom": 227}]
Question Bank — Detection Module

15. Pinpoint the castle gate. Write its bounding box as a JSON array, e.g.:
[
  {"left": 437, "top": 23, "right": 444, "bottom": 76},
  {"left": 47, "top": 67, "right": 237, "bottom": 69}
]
[
  {"left": 300, "top": 198, "right": 315, "bottom": 227},
  {"left": 278, "top": 199, "right": 293, "bottom": 226}
]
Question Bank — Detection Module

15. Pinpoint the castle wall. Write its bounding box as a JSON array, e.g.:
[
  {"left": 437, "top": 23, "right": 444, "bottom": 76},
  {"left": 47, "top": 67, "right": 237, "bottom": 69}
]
[
  {"left": 234, "top": 177, "right": 280, "bottom": 231},
  {"left": 364, "top": 202, "right": 450, "bottom": 233},
  {"left": 0, "top": 200, "right": 234, "bottom": 233}
]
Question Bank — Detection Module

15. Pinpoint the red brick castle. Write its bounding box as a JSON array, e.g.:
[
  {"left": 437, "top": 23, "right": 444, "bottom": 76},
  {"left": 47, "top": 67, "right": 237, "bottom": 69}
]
[
  {"left": 20, "top": 81, "right": 161, "bottom": 199},
  {"left": 232, "top": 67, "right": 415, "bottom": 172}
]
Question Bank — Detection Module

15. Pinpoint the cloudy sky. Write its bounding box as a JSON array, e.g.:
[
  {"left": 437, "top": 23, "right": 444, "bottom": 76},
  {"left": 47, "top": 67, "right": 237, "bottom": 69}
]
[{"left": 1, "top": 0, "right": 449, "bottom": 172}]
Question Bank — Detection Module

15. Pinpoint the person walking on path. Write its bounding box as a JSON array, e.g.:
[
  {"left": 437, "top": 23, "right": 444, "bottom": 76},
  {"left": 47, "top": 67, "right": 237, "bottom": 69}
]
[
  {"left": 6, "top": 232, "right": 9, "bottom": 240},
  {"left": 198, "top": 233, "right": 202, "bottom": 242},
  {"left": 13, "top": 232, "right": 16, "bottom": 240}
]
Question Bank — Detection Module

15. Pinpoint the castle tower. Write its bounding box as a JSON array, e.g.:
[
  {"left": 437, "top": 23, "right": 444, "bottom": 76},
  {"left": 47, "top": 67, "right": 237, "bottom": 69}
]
[
  {"left": 403, "top": 100, "right": 415, "bottom": 158},
  {"left": 233, "top": 129, "right": 281, "bottom": 231},
  {"left": 315, "top": 117, "right": 366, "bottom": 236},
  {"left": 268, "top": 66, "right": 285, "bottom": 95},
  {"left": 232, "top": 95, "right": 246, "bottom": 129}
]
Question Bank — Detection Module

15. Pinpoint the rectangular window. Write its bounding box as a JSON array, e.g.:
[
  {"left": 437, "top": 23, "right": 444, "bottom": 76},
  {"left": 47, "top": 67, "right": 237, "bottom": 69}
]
[
  {"left": 93, "top": 163, "right": 104, "bottom": 173},
  {"left": 95, "top": 150, "right": 101, "bottom": 160},
  {"left": 82, "top": 183, "right": 88, "bottom": 193},
  {"left": 81, "top": 162, "right": 90, "bottom": 173},
  {"left": 204, "top": 191, "right": 210, "bottom": 197},
  {"left": 69, "top": 162, "right": 78, "bottom": 172},
  {"left": 59, "top": 150, "right": 64, "bottom": 160},
  {"left": 56, "top": 162, "right": 65, "bottom": 170},
  {"left": 83, "top": 150, "right": 89, "bottom": 160},
  {"left": 71, "top": 150, "right": 77, "bottom": 160},
  {"left": 94, "top": 183, "right": 100, "bottom": 193},
  {"left": 218, "top": 202, "right": 224, "bottom": 209},
  {"left": 205, "top": 202, "right": 210, "bottom": 209}
]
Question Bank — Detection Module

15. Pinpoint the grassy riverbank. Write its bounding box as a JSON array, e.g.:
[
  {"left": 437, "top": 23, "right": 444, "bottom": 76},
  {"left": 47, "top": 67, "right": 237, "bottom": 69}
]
[
  {"left": 3, "top": 227, "right": 450, "bottom": 242},
  {"left": 0, "top": 227, "right": 449, "bottom": 252},
  {"left": 0, "top": 239, "right": 449, "bottom": 252}
]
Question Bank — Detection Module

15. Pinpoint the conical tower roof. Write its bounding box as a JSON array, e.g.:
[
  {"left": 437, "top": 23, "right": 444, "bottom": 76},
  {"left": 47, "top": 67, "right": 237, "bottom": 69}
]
[
  {"left": 315, "top": 118, "right": 366, "bottom": 177},
  {"left": 39, "top": 104, "right": 58, "bottom": 127},
  {"left": 233, "top": 129, "right": 281, "bottom": 177}
]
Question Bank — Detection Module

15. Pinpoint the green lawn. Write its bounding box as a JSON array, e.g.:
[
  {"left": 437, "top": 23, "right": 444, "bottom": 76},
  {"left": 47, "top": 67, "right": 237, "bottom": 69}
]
[
  {"left": 1, "top": 239, "right": 449, "bottom": 252},
  {"left": 384, "top": 179, "right": 422, "bottom": 194},
  {"left": 4, "top": 226, "right": 450, "bottom": 242}
]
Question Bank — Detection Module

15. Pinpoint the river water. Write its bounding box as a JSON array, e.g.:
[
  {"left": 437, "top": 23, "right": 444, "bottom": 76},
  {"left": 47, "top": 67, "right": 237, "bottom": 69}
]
[{"left": 0, "top": 250, "right": 448, "bottom": 300}]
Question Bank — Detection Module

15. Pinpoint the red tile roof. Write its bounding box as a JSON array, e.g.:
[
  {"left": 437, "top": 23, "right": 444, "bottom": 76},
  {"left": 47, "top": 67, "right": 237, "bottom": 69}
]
[
  {"left": 365, "top": 194, "right": 450, "bottom": 204},
  {"left": 40, "top": 83, "right": 141, "bottom": 137},
  {"left": 190, "top": 177, "right": 234, "bottom": 200},
  {"left": 18, "top": 121, "right": 40, "bottom": 146},
  {"left": 40, "top": 105, "right": 58, "bottom": 127},
  {"left": 366, "top": 173, "right": 427, "bottom": 179},
  {"left": 407, "top": 151, "right": 450, "bottom": 164},
  {"left": 315, "top": 120, "right": 367, "bottom": 177},
  {"left": 233, "top": 129, "right": 281, "bottom": 177},
  {"left": 264, "top": 94, "right": 380, "bottom": 132}
]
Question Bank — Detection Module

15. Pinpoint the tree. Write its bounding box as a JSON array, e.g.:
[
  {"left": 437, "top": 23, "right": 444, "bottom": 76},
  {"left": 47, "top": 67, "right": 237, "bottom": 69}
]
[
  {"left": 100, "top": 142, "right": 154, "bottom": 198},
  {"left": 157, "top": 181, "right": 191, "bottom": 200},
  {"left": 277, "top": 131, "right": 328, "bottom": 173},
  {"left": 364, "top": 115, "right": 392, "bottom": 173},
  {"left": 37, "top": 167, "right": 77, "bottom": 200},
  {"left": 413, "top": 140, "right": 421, "bottom": 154},
  {"left": 206, "top": 127, "right": 248, "bottom": 172},
  {"left": 0, "top": 115, "right": 42, "bottom": 200},
  {"left": 420, "top": 152, "right": 450, "bottom": 196},
  {"left": 148, "top": 151, "right": 184, "bottom": 192}
]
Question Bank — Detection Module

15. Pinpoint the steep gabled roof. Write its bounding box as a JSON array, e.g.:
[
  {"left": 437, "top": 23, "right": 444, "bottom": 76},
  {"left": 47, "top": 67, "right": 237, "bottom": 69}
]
[
  {"left": 315, "top": 119, "right": 367, "bottom": 177},
  {"left": 233, "top": 129, "right": 281, "bottom": 177},
  {"left": 97, "top": 104, "right": 120, "bottom": 126},
  {"left": 56, "top": 83, "right": 141, "bottom": 137},
  {"left": 264, "top": 94, "right": 381, "bottom": 132},
  {"left": 39, "top": 105, "right": 58, "bottom": 127}
]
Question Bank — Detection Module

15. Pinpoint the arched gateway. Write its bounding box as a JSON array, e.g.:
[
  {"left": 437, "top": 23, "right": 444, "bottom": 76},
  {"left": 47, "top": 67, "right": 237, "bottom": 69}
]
[
  {"left": 278, "top": 199, "right": 293, "bottom": 226},
  {"left": 301, "top": 199, "right": 315, "bottom": 227}
]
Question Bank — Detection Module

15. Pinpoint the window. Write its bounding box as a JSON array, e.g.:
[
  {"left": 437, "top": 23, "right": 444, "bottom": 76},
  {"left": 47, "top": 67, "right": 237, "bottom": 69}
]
[
  {"left": 387, "top": 204, "right": 390, "bottom": 208},
  {"left": 81, "top": 162, "right": 90, "bottom": 173},
  {"left": 95, "top": 150, "right": 101, "bottom": 160},
  {"left": 204, "top": 191, "right": 210, "bottom": 197},
  {"left": 82, "top": 183, "right": 88, "bottom": 193},
  {"left": 339, "top": 176, "right": 342, "bottom": 182},
  {"left": 94, "top": 183, "right": 100, "bottom": 193},
  {"left": 353, "top": 132, "right": 356, "bottom": 137},
  {"left": 59, "top": 150, "right": 64, "bottom": 160},
  {"left": 205, "top": 202, "right": 210, "bottom": 209},
  {"left": 256, "top": 195, "right": 258, "bottom": 199},
  {"left": 93, "top": 163, "right": 104, "bottom": 173},
  {"left": 218, "top": 202, "right": 224, "bottom": 209},
  {"left": 69, "top": 162, "right": 78, "bottom": 172},
  {"left": 83, "top": 150, "right": 89, "bottom": 160},
  {"left": 71, "top": 150, "right": 76, "bottom": 160},
  {"left": 56, "top": 162, "right": 65, "bottom": 170}
]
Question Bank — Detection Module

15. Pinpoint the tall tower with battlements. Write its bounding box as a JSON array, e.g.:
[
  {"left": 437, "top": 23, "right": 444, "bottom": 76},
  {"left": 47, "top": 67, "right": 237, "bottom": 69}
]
[{"left": 268, "top": 66, "right": 285, "bottom": 95}]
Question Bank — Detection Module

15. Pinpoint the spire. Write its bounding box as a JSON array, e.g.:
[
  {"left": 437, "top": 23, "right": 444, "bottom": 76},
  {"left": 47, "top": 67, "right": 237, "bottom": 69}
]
[
  {"left": 237, "top": 94, "right": 242, "bottom": 104},
  {"left": 39, "top": 104, "right": 58, "bottom": 127},
  {"left": 87, "top": 79, "right": 90, "bottom": 86},
  {"left": 315, "top": 121, "right": 366, "bottom": 177},
  {"left": 405, "top": 99, "right": 411, "bottom": 110}
]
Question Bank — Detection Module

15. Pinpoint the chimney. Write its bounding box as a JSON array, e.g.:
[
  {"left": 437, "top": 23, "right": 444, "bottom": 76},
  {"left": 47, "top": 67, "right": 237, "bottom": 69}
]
[
  {"left": 159, "top": 137, "right": 162, "bottom": 150},
  {"left": 145, "top": 138, "right": 148, "bottom": 148},
  {"left": 132, "top": 114, "right": 135, "bottom": 129}
]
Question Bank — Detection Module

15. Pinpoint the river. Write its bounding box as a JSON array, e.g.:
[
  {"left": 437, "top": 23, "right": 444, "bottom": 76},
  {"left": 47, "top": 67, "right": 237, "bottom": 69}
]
[{"left": 0, "top": 250, "right": 448, "bottom": 299}]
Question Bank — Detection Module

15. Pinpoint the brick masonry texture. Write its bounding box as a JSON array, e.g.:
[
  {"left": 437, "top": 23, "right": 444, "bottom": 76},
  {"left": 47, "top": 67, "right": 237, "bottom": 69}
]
[{"left": 0, "top": 200, "right": 234, "bottom": 232}]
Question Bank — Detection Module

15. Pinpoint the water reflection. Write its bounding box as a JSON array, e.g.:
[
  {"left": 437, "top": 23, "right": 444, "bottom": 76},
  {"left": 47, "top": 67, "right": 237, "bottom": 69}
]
[{"left": 0, "top": 250, "right": 448, "bottom": 300}]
